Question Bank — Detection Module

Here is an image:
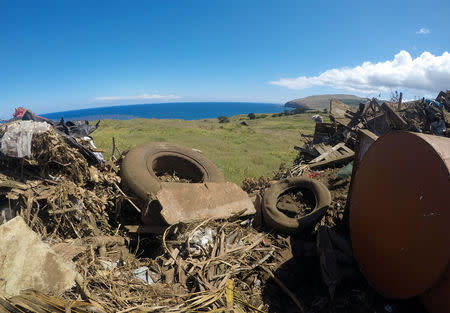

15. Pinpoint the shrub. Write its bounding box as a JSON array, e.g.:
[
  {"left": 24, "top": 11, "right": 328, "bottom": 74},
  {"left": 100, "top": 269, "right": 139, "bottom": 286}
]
[
  {"left": 292, "top": 107, "right": 307, "bottom": 114},
  {"left": 217, "top": 116, "right": 230, "bottom": 123},
  {"left": 247, "top": 113, "right": 256, "bottom": 120}
]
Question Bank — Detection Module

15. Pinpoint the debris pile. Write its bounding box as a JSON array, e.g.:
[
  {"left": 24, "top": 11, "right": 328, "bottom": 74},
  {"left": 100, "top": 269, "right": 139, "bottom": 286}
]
[
  {"left": 286, "top": 90, "right": 450, "bottom": 178},
  {"left": 0, "top": 290, "right": 97, "bottom": 313},
  {"left": 0, "top": 123, "right": 120, "bottom": 239},
  {"left": 0, "top": 115, "right": 126, "bottom": 306},
  {"left": 265, "top": 91, "right": 450, "bottom": 313},
  {"left": 1, "top": 91, "right": 448, "bottom": 313},
  {"left": 0, "top": 115, "right": 296, "bottom": 312},
  {"left": 77, "top": 220, "right": 293, "bottom": 312}
]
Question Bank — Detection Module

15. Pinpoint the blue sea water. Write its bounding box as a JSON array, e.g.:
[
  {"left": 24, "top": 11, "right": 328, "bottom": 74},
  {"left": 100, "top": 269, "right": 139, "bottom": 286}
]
[{"left": 41, "top": 102, "right": 285, "bottom": 121}]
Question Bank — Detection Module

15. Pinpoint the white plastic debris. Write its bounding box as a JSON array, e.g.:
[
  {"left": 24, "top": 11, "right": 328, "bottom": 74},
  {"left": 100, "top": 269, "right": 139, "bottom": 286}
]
[
  {"left": 312, "top": 115, "right": 323, "bottom": 123},
  {"left": 0, "top": 201, "right": 16, "bottom": 225},
  {"left": 72, "top": 200, "right": 84, "bottom": 222},
  {"left": 132, "top": 266, "right": 154, "bottom": 284},
  {"left": 100, "top": 259, "right": 123, "bottom": 270},
  {"left": 81, "top": 136, "right": 105, "bottom": 162},
  {"left": 0, "top": 120, "right": 51, "bottom": 158},
  {"left": 189, "top": 228, "right": 217, "bottom": 253}
]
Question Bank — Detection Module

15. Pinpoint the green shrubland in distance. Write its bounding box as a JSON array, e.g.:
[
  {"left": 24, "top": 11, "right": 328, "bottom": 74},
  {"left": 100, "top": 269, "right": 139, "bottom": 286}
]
[{"left": 91, "top": 113, "right": 325, "bottom": 184}]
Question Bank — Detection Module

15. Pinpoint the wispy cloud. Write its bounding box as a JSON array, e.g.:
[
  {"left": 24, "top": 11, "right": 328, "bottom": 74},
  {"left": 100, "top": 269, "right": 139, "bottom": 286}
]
[
  {"left": 270, "top": 50, "right": 450, "bottom": 94},
  {"left": 416, "top": 28, "right": 430, "bottom": 34},
  {"left": 93, "top": 94, "right": 181, "bottom": 102}
]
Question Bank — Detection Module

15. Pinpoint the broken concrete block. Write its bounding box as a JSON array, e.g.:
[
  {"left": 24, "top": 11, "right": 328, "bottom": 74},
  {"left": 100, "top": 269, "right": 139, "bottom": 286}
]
[
  {"left": 156, "top": 182, "right": 256, "bottom": 224},
  {"left": 0, "top": 216, "right": 76, "bottom": 297}
]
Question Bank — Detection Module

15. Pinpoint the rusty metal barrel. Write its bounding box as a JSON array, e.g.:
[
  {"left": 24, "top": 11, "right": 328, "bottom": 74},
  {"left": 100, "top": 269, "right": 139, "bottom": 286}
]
[{"left": 349, "top": 131, "right": 450, "bottom": 312}]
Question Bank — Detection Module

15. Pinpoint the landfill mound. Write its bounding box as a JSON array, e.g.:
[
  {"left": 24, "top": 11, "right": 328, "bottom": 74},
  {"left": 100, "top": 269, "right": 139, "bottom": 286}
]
[
  {"left": 0, "top": 116, "right": 296, "bottom": 312},
  {"left": 1, "top": 90, "right": 449, "bottom": 313}
]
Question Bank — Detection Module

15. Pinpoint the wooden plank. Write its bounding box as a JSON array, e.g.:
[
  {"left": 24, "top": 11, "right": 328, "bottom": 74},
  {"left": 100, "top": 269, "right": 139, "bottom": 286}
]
[
  {"left": 314, "top": 144, "right": 331, "bottom": 155},
  {"left": 329, "top": 151, "right": 343, "bottom": 158},
  {"left": 309, "top": 143, "right": 345, "bottom": 164},
  {"left": 309, "top": 152, "right": 355, "bottom": 169},
  {"left": 381, "top": 102, "right": 408, "bottom": 130}
]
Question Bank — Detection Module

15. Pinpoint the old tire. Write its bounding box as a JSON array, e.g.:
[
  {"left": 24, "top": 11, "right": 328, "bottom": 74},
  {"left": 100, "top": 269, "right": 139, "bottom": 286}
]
[
  {"left": 121, "top": 142, "right": 225, "bottom": 202},
  {"left": 262, "top": 177, "right": 331, "bottom": 233}
]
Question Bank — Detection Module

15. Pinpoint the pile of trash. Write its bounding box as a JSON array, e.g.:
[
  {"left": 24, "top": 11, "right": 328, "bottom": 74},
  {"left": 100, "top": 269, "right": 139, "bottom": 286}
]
[
  {"left": 264, "top": 90, "right": 450, "bottom": 313},
  {"left": 0, "top": 110, "right": 300, "bottom": 312},
  {"left": 0, "top": 116, "right": 119, "bottom": 239},
  {"left": 1, "top": 92, "right": 448, "bottom": 313},
  {"left": 0, "top": 111, "right": 126, "bottom": 308},
  {"left": 282, "top": 90, "right": 450, "bottom": 178},
  {"left": 77, "top": 220, "right": 294, "bottom": 312}
]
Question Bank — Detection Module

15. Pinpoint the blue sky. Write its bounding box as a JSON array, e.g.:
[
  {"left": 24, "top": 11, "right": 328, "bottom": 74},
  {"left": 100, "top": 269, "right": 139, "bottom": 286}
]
[{"left": 1, "top": 0, "right": 449, "bottom": 119}]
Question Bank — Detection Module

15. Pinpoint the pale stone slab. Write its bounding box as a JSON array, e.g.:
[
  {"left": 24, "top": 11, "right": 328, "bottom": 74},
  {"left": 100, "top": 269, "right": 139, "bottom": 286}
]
[
  {"left": 0, "top": 217, "right": 76, "bottom": 297},
  {"left": 157, "top": 182, "right": 256, "bottom": 224}
]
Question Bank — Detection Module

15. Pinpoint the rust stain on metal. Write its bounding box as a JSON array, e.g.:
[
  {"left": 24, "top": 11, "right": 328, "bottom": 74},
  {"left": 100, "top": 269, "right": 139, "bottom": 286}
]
[{"left": 349, "top": 131, "right": 450, "bottom": 299}]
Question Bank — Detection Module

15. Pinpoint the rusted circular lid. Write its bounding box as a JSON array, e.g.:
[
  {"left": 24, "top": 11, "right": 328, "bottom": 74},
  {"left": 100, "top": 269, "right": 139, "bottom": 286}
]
[{"left": 349, "top": 131, "right": 450, "bottom": 298}]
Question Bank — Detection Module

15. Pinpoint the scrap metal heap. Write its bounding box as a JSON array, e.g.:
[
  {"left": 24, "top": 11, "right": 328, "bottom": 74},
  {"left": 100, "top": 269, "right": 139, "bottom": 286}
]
[{"left": 282, "top": 90, "right": 450, "bottom": 178}]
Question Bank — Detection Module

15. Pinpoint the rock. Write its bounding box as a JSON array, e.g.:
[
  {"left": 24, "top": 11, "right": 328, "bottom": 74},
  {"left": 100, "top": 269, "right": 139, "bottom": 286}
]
[{"left": 0, "top": 216, "right": 76, "bottom": 297}]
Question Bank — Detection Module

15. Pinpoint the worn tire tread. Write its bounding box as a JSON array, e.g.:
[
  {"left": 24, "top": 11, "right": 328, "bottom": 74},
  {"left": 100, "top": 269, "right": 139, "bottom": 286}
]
[{"left": 262, "top": 177, "right": 331, "bottom": 233}]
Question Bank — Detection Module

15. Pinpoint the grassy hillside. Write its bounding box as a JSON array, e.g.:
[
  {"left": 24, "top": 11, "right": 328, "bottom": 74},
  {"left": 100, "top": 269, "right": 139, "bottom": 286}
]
[
  {"left": 285, "top": 94, "right": 368, "bottom": 110},
  {"left": 91, "top": 113, "right": 322, "bottom": 184}
]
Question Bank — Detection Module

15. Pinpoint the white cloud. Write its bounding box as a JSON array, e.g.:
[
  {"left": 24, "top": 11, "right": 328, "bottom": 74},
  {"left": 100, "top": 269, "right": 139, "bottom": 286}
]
[
  {"left": 416, "top": 28, "right": 430, "bottom": 34},
  {"left": 270, "top": 50, "right": 450, "bottom": 95},
  {"left": 93, "top": 94, "right": 181, "bottom": 102}
]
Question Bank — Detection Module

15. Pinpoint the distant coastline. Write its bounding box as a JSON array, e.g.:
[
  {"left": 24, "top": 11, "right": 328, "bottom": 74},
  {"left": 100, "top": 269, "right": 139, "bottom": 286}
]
[{"left": 40, "top": 102, "right": 284, "bottom": 121}]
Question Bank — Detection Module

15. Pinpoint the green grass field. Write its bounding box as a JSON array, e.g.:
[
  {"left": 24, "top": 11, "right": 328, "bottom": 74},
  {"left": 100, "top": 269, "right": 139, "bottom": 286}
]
[{"left": 91, "top": 113, "right": 322, "bottom": 184}]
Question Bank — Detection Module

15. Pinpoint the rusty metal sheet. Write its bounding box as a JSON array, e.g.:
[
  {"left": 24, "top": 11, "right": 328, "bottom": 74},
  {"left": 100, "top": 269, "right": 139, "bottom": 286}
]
[
  {"left": 349, "top": 131, "right": 450, "bottom": 299},
  {"left": 354, "top": 129, "right": 379, "bottom": 167},
  {"left": 156, "top": 182, "right": 255, "bottom": 224}
]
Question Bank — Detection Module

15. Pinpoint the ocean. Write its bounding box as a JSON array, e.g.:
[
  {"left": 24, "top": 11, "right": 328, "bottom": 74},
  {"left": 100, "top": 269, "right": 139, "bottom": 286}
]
[{"left": 41, "top": 102, "right": 286, "bottom": 121}]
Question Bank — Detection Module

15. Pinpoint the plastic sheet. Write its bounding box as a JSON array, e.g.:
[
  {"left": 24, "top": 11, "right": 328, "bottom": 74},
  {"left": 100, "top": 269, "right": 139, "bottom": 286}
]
[{"left": 0, "top": 120, "right": 51, "bottom": 158}]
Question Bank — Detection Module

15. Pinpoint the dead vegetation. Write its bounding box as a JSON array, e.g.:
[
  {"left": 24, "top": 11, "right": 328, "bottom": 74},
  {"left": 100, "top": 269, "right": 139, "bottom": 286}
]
[
  {"left": 0, "top": 126, "right": 300, "bottom": 312},
  {"left": 71, "top": 220, "right": 294, "bottom": 312},
  {"left": 0, "top": 128, "right": 120, "bottom": 239}
]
